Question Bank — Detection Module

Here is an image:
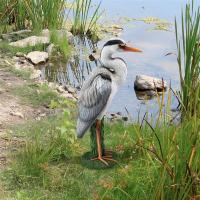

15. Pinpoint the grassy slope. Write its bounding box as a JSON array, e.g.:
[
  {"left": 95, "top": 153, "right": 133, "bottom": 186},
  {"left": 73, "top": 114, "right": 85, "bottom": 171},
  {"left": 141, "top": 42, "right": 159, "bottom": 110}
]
[
  {"left": 0, "top": 57, "right": 199, "bottom": 200},
  {"left": 1, "top": 109, "right": 199, "bottom": 199}
]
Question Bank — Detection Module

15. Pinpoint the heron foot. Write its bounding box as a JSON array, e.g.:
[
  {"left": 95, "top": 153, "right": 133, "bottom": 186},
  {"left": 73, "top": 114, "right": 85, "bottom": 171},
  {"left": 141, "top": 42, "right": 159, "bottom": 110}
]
[{"left": 91, "top": 156, "right": 117, "bottom": 166}]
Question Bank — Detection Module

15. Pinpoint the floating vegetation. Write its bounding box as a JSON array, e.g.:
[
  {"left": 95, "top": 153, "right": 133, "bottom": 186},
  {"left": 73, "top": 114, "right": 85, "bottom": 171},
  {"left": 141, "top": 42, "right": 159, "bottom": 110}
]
[{"left": 134, "top": 17, "right": 172, "bottom": 31}]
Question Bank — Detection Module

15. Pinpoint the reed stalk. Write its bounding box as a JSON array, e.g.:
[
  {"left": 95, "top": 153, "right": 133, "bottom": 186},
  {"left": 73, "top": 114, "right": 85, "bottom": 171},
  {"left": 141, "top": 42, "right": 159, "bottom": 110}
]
[{"left": 175, "top": 1, "right": 200, "bottom": 119}]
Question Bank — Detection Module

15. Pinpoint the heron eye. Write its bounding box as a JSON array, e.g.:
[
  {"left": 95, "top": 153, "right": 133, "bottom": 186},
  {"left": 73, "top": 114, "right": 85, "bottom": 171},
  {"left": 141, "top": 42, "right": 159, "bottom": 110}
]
[{"left": 119, "top": 44, "right": 126, "bottom": 48}]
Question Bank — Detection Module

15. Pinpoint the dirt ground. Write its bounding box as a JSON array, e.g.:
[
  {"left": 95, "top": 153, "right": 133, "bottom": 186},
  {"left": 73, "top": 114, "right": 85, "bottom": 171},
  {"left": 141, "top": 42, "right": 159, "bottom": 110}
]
[{"left": 0, "top": 67, "right": 49, "bottom": 169}]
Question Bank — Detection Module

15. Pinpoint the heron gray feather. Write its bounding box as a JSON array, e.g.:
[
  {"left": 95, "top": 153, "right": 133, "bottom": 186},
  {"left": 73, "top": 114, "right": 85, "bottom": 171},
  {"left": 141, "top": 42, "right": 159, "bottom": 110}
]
[{"left": 77, "top": 68, "right": 112, "bottom": 138}]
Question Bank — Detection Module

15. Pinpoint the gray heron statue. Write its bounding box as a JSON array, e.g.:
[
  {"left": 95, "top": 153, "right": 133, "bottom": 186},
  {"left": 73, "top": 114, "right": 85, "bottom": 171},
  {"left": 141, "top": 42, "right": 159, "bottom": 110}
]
[{"left": 77, "top": 38, "right": 142, "bottom": 166}]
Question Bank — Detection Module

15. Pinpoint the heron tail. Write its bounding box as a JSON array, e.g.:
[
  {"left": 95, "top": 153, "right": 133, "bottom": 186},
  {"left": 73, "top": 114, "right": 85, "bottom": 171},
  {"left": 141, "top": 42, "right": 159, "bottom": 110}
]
[{"left": 76, "top": 119, "right": 91, "bottom": 138}]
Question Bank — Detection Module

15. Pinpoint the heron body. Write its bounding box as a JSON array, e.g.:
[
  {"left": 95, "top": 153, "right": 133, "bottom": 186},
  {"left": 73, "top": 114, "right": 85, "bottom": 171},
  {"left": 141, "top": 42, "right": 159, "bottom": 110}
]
[{"left": 76, "top": 38, "right": 142, "bottom": 165}]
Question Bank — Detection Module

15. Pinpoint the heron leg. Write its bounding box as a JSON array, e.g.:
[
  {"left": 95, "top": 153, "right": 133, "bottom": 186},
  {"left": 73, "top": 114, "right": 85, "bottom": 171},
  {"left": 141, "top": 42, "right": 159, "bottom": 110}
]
[{"left": 90, "top": 120, "right": 117, "bottom": 166}]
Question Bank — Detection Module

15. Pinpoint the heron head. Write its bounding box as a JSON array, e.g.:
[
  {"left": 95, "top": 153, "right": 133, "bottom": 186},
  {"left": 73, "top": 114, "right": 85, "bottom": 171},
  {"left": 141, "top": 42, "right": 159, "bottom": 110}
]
[{"left": 102, "top": 38, "right": 142, "bottom": 55}]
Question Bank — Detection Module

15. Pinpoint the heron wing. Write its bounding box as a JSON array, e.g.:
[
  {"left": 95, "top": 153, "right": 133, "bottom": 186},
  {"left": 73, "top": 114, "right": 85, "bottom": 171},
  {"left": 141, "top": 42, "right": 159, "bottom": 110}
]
[{"left": 77, "top": 73, "right": 112, "bottom": 138}]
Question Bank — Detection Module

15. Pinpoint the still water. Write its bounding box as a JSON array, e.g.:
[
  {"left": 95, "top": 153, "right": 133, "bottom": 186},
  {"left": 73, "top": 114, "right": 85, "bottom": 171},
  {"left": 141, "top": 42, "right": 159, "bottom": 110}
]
[{"left": 44, "top": 0, "right": 196, "bottom": 120}]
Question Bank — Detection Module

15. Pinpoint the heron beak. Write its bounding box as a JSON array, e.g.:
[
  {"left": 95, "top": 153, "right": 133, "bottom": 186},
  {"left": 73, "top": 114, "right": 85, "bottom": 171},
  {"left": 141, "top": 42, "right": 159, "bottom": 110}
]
[
  {"left": 124, "top": 45, "right": 142, "bottom": 52},
  {"left": 120, "top": 44, "right": 142, "bottom": 53}
]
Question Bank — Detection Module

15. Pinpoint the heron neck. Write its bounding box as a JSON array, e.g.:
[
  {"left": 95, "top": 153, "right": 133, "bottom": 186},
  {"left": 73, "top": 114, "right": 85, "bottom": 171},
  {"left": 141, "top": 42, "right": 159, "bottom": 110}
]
[{"left": 100, "top": 51, "right": 127, "bottom": 84}]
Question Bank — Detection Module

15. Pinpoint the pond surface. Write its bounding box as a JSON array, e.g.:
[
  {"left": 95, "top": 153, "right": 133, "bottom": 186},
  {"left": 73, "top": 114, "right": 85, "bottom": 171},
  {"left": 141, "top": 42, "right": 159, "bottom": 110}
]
[{"left": 43, "top": 0, "right": 195, "bottom": 120}]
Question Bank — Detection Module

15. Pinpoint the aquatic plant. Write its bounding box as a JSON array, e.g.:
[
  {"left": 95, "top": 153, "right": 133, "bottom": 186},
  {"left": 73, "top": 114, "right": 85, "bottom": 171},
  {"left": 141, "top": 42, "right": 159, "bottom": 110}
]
[
  {"left": 50, "top": 30, "right": 72, "bottom": 58},
  {"left": 71, "top": 0, "right": 102, "bottom": 39},
  {"left": 0, "top": 0, "right": 66, "bottom": 33},
  {"left": 175, "top": 1, "right": 200, "bottom": 119}
]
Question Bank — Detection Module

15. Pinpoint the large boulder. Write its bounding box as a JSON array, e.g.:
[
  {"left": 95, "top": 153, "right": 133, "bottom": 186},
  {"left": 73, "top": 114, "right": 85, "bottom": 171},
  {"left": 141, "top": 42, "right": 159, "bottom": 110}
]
[
  {"left": 26, "top": 51, "right": 49, "bottom": 65},
  {"left": 134, "top": 75, "right": 167, "bottom": 91},
  {"left": 9, "top": 36, "right": 49, "bottom": 47}
]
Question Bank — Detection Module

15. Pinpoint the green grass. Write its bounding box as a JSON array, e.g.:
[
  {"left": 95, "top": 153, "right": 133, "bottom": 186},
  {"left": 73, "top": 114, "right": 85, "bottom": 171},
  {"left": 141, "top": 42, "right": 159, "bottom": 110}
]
[
  {"left": 0, "top": 41, "right": 47, "bottom": 56},
  {"left": 50, "top": 30, "right": 72, "bottom": 58},
  {"left": 7, "top": 66, "right": 32, "bottom": 80},
  {"left": 11, "top": 83, "right": 61, "bottom": 107},
  {"left": 70, "top": 0, "right": 102, "bottom": 40},
  {"left": 1, "top": 113, "right": 199, "bottom": 200},
  {"left": 175, "top": 1, "right": 200, "bottom": 118},
  {"left": 0, "top": 0, "right": 66, "bottom": 34}
]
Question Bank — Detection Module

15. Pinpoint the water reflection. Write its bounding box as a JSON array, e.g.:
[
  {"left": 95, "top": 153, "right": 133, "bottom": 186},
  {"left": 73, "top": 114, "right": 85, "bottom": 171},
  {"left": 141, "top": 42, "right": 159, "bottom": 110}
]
[
  {"left": 135, "top": 90, "right": 161, "bottom": 100},
  {"left": 43, "top": 37, "right": 99, "bottom": 88}
]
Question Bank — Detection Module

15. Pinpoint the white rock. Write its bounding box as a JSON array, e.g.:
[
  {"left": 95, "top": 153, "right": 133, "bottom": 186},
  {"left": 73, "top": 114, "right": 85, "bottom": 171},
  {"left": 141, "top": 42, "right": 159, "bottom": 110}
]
[
  {"left": 56, "top": 85, "right": 66, "bottom": 93},
  {"left": 134, "top": 75, "right": 167, "bottom": 91},
  {"left": 26, "top": 51, "right": 49, "bottom": 65},
  {"left": 10, "top": 111, "right": 24, "bottom": 118},
  {"left": 9, "top": 36, "right": 49, "bottom": 47},
  {"left": 30, "top": 70, "right": 41, "bottom": 79}
]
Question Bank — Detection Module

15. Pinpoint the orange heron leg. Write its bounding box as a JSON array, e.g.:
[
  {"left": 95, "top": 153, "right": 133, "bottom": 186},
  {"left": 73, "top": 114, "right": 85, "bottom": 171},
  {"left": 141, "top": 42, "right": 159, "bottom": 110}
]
[{"left": 90, "top": 119, "right": 117, "bottom": 165}]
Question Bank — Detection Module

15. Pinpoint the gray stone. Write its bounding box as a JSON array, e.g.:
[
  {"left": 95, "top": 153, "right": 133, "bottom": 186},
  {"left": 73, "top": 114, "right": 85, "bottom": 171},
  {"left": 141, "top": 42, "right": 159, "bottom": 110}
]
[
  {"left": 9, "top": 36, "right": 49, "bottom": 47},
  {"left": 64, "top": 85, "right": 76, "bottom": 94},
  {"left": 57, "top": 85, "right": 65, "bottom": 93},
  {"left": 26, "top": 51, "right": 49, "bottom": 65},
  {"left": 134, "top": 75, "right": 167, "bottom": 91}
]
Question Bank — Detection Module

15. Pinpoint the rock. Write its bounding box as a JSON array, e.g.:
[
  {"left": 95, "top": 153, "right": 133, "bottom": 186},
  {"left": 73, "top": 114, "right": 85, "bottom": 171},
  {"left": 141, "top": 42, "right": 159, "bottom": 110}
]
[
  {"left": 61, "top": 92, "right": 76, "bottom": 100},
  {"left": 1, "top": 29, "right": 32, "bottom": 42},
  {"left": 10, "top": 111, "right": 24, "bottom": 118},
  {"left": 9, "top": 36, "right": 49, "bottom": 47},
  {"left": 56, "top": 85, "right": 65, "bottom": 93},
  {"left": 16, "top": 52, "right": 25, "bottom": 57},
  {"left": 14, "top": 57, "right": 34, "bottom": 70},
  {"left": 26, "top": 51, "right": 49, "bottom": 65},
  {"left": 48, "top": 82, "right": 57, "bottom": 89},
  {"left": 46, "top": 43, "right": 55, "bottom": 55},
  {"left": 64, "top": 85, "right": 76, "bottom": 94},
  {"left": 134, "top": 75, "right": 167, "bottom": 91},
  {"left": 41, "top": 29, "right": 74, "bottom": 44},
  {"left": 39, "top": 113, "right": 46, "bottom": 117},
  {"left": 30, "top": 70, "right": 41, "bottom": 79}
]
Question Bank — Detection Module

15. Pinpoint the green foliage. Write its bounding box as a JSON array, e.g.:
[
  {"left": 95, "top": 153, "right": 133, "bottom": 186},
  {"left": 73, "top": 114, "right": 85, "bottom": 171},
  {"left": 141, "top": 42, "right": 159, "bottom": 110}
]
[
  {"left": 175, "top": 1, "right": 200, "bottom": 118},
  {"left": 2, "top": 116, "right": 199, "bottom": 200},
  {"left": 71, "top": 0, "right": 101, "bottom": 40},
  {"left": 2, "top": 112, "right": 77, "bottom": 191},
  {"left": 8, "top": 66, "right": 32, "bottom": 80},
  {"left": 11, "top": 83, "right": 60, "bottom": 107},
  {"left": 0, "top": 41, "right": 47, "bottom": 56},
  {"left": 50, "top": 30, "right": 72, "bottom": 58},
  {"left": 0, "top": 0, "right": 65, "bottom": 33}
]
